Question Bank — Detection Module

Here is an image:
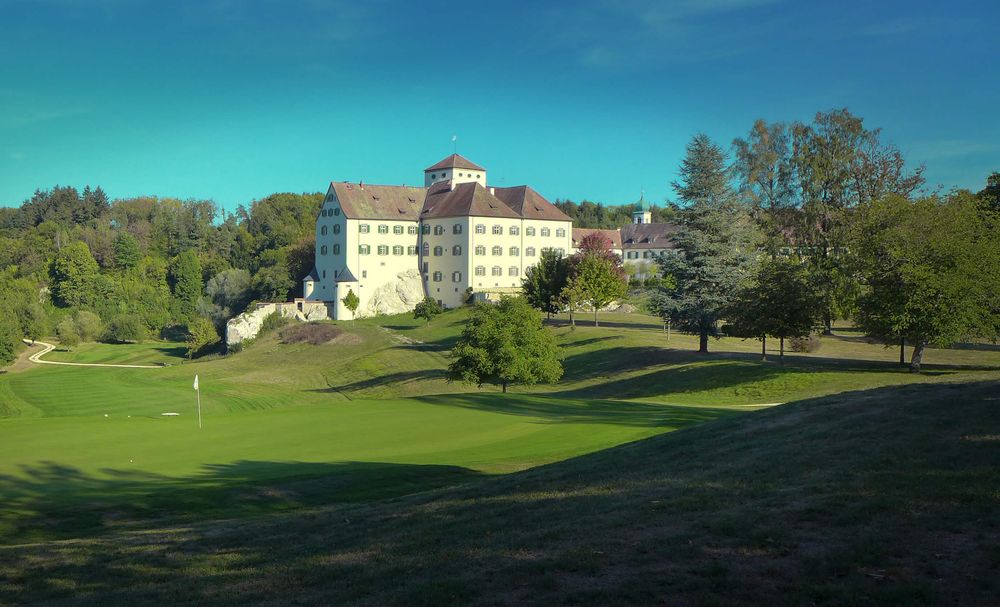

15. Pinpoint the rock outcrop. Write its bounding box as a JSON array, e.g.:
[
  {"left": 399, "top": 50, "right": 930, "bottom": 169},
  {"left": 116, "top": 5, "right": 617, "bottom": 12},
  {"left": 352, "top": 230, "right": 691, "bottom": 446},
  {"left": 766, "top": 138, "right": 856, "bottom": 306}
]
[
  {"left": 225, "top": 305, "right": 300, "bottom": 347},
  {"left": 364, "top": 270, "right": 425, "bottom": 316}
]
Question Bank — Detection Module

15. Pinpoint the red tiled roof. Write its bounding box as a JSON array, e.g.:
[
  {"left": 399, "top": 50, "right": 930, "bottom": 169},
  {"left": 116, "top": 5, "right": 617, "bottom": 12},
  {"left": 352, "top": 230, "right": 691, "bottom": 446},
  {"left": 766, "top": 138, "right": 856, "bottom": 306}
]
[
  {"left": 421, "top": 182, "right": 521, "bottom": 219},
  {"left": 572, "top": 228, "right": 623, "bottom": 249},
  {"left": 490, "top": 185, "right": 572, "bottom": 222},
  {"left": 424, "top": 153, "right": 486, "bottom": 172},
  {"left": 328, "top": 182, "right": 425, "bottom": 221}
]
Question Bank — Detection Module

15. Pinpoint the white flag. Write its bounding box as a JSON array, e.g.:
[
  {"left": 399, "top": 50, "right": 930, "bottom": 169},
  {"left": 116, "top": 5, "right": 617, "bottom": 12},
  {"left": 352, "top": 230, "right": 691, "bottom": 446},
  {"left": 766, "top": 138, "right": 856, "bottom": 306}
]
[
  {"left": 193, "top": 375, "right": 199, "bottom": 391},
  {"left": 451, "top": 135, "right": 457, "bottom": 142}
]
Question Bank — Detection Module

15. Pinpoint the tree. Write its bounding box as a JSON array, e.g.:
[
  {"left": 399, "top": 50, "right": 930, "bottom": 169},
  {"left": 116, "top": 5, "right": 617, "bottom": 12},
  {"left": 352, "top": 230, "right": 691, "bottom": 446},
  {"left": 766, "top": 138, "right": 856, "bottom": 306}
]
[
  {"left": 728, "top": 259, "right": 823, "bottom": 362},
  {"left": 49, "top": 241, "right": 101, "bottom": 307},
  {"left": 19, "top": 303, "right": 49, "bottom": 345},
  {"left": 559, "top": 276, "right": 587, "bottom": 326},
  {"left": 341, "top": 289, "right": 360, "bottom": 320},
  {"left": 74, "top": 310, "right": 104, "bottom": 342},
  {"left": 732, "top": 119, "right": 796, "bottom": 255},
  {"left": 413, "top": 296, "right": 443, "bottom": 324},
  {"left": 652, "top": 135, "right": 759, "bottom": 353},
  {"left": 448, "top": 297, "right": 563, "bottom": 392},
  {"left": 200, "top": 268, "right": 253, "bottom": 330},
  {"left": 112, "top": 232, "right": 141, "bottom": 270},
  {"left": 185, "top": 316, "right": 219, "bottom": 359},
  {"left": 55, "top": 318, "right": 80, "bottom": 349},
  {"left": 168, "top": 249, "right": 202, "bottom": 321},
  {"left": 977, "top": 171, "right": 1000, "bottom": 213},
  {"left": 251, "top": 263, "right": 294, "bottom": 302},
  {"left": 852, "top": 193, "right": 1000, "bottom": 372},
  {"left": 521, "top": 248, "right": 568, "bottom": 317},
  {"left": 0, "top": 315, "right": 20, "bottom": 367},
  {"left": 104, "top": 314, "right": 145, "bottom": 343},
  {"left": 570, "top": 252, "right": 627, "bottom": 326}
]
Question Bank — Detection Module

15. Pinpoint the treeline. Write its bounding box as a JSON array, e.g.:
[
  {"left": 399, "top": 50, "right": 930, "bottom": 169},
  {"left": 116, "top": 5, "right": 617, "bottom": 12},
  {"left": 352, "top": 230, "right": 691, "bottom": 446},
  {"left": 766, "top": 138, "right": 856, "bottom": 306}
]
[
  {"left": 0, "top": 186, "right": 322, "bottom": 364},
  {"left": 553, "top": 199, "right": 677, "bottom": 228}
]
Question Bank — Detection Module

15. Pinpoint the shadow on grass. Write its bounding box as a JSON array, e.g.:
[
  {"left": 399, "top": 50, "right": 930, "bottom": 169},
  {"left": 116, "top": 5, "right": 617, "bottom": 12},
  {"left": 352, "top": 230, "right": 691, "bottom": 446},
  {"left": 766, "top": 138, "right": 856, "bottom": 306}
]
[
  {"left": 0, "top": 460, "right": 481, "bottom": 545},
  {"left": 309, "top": 369, "right": 449, "bottom": 395},
  {"left": 412, "top": 393, "right": 732, "bottom": 427}
]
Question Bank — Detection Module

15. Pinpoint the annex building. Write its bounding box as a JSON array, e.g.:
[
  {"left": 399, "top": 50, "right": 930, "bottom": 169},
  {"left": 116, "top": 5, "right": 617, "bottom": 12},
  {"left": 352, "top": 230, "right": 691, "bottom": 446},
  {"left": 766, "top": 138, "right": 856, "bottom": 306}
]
[{"left": 303, "top": 154, "right": 677, "bottom": 319}]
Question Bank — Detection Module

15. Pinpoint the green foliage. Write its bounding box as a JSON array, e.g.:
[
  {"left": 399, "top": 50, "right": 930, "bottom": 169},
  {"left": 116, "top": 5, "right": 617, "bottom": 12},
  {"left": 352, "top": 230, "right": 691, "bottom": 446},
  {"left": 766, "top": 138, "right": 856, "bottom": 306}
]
[
  {"left": 413, "top": 297, "right": 443, "bottom": 324},
  {"left": 553, "top": 198, "right": 678, "bottom": 229},
  {"left": 55, "top": 318, "right": 80, "bottom": 349},
  {"left": 168, "top": 249, "right": 202, "bottom": 321},
  {"left": 852, "top": 193, "right": 1000, "bottom": 372},
  {"left": 652, "top": 135, "right": 760, "bottom": 352},
  {"left": 522, "top": 248, "right": 569, "bottom": 317},
  {"left": 0, "top": 315, "right": 20, "bottom": 367},
  {"left": 252, "top": 264, "right": 294, "bottom": 302},
  {"left": 200, "top": 269, "right": 253, "bottom": 330},
  {"left": 977, "top": 171, "right": 1000, "bottom": 213},
  {"left": 728, "top": 259, "right": 824, "bottom": 360},
  {"left": 103, "top": 314, "right": 145, "bottom": 344},
  {"left": 49, "top": 241, "right": 101, "bottom": 307},
  {"left": 448, "top": 297, "right": 563, "bottom": 392},
  {"left": 341, "top": 289, "right": 360, "bottom": 318},
  {"left": 569, "top": 252, "right": 627, "bottom": 326},
  {"left": 74, "top": 311, "right": 103, "bottom": 342},
  {"left": 185, "top": 316, "right": 219, "bottom": 359},
  {"left": 259, "top": 311, "right": 290, "bottom": 336},
  {"left": 112, "top": 232, "right": 141, "bottom": 270}
]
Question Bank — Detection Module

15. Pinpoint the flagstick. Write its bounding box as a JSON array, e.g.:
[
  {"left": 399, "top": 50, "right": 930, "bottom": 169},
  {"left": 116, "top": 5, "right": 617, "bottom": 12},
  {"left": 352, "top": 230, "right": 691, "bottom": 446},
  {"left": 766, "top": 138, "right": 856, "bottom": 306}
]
[{"left": 196, "top": 385, "right": 202, "bottom": 429}]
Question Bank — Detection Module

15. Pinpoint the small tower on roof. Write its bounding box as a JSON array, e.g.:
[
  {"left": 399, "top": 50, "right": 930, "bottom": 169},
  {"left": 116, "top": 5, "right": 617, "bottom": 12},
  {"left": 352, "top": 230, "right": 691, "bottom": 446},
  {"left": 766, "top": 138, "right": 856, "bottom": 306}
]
[
  {"left": 632, "top": 191, "right": 652, "bottom": 224},
  {"left": 424, "top": 154, "right": 487, "bottom": 188}
]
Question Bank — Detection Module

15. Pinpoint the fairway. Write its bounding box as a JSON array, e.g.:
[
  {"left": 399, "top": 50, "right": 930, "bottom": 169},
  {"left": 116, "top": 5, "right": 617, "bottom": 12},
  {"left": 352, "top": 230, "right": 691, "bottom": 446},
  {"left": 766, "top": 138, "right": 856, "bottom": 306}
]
[{"left": 3, "top": 309, "right": 999, "bottom": 548}]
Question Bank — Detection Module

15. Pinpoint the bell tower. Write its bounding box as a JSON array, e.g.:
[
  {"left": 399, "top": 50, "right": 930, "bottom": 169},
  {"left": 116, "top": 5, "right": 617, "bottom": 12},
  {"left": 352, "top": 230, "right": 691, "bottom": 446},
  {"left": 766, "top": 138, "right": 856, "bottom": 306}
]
[{"left": 632, "top": 191, "right": 652, "bottom": 224}]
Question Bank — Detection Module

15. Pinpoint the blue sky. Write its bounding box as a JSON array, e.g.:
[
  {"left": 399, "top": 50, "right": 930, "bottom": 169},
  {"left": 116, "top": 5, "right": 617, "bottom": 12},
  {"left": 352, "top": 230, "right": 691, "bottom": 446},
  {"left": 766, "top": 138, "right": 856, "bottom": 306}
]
[{"left": 1, "top": 0, "right": 997, "bottom": 212}]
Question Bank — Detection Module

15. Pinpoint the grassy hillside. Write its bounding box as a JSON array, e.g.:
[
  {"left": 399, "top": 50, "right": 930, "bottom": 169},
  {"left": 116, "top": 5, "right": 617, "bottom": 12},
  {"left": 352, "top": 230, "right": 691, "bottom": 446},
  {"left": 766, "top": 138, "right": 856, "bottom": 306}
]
[{"left": 1, "top": 379, "right": 996, "bottom": 605}]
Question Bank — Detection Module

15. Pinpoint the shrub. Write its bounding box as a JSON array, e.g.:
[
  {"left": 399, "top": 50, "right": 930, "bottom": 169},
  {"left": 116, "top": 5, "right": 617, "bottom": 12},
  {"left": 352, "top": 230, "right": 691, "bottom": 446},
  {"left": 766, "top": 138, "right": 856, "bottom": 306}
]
[
  {"left": 74, "top": 311, "right": 104, "bottom": 342},
  {"left": 56, "top": 318, "right": 80, "bottom": 348},
  {"left": 414, "top": 297, "right": 443, "bottom": 323},
  {"left": 789, "top": 334, "right": 822, "bottom": 353},
  {"left": 103, "top": 315, "right": 145, "bottom": 343},
  {"left": 279, "top": 322, "right": 343, "bottom": 345},
  {"left": 185, "top": 316, "right": 220, "bottom": 359},
  {"left": 259, "top": 311, "right": 290, "bottom": 336}
]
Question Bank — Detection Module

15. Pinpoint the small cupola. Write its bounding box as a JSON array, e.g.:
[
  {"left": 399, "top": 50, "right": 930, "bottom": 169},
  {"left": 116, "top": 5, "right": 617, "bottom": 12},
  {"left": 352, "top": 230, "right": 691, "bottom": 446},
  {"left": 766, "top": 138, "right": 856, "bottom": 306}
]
[
  {"left": 424, "top": 154, "right": 487, "bottom": 188},
  {"left": 632, "top": 191, "right": 652, "bottom": 224}
]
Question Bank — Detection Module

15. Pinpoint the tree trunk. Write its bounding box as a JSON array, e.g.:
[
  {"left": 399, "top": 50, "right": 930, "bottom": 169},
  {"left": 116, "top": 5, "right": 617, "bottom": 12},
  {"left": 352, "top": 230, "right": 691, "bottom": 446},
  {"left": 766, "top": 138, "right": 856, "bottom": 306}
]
[
  {"left": 699, "top": 330, "right": 709, "bottom": 353},
  {"left": 779, "top": 336, "right": 785, "bottom": 364},
  {"left": 899, "top": 337, "right": 905, "bottom": 366},
  {"left": 569, "top": 307, "right": 575, "bottom": 326},
  {"left": 502, "top": 380, "right": 508, "bottom": 393},
  {"left": 761, "top": 335, "right": 767, "bottom": 361},
  {"left": 823, "top": 312, "right": 833, "bottom": 336},
  {"left": 909, "top": 341, "right": 927, "bottom": 373},
  {"left": 667, "top": 321, "right": 671, "bottom": 341},
  {"left": 594, "top": 306, "right": 599, "bottom": 327}
]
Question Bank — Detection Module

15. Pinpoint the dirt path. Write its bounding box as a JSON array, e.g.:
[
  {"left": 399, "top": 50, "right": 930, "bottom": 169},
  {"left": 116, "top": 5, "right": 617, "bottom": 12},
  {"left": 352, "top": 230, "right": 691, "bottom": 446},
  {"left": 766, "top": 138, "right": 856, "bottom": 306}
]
[{"left": 23, "top": 340, "right": 163, "bottom": 369}]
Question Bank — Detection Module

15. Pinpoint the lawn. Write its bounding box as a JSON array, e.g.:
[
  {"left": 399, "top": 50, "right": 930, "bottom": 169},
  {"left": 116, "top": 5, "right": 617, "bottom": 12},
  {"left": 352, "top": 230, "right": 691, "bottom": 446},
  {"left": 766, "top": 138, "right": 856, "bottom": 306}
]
[{"left": 1, "top": 309, "right": 998, "bottom": 604}]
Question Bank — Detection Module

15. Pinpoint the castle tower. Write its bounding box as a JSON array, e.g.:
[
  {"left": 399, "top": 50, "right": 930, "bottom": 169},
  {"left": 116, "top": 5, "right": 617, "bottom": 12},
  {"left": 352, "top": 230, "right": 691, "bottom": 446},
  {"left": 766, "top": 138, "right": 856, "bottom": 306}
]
[
  {"left": 424, "top": 154, "right": 487, "bottom": 188},
  {"left": 632, "top": 191, "right": 652, "bottom": 224}
]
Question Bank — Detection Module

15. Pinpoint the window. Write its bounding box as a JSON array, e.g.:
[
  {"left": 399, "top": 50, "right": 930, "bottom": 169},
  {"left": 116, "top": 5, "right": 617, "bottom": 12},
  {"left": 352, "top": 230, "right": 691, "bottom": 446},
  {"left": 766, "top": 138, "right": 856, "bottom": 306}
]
[
  {"left": 394, "top": 225, "right": 404, "bottom": 235},
  {"left": 321, "top": 210, "right": 326, "bottom": 217},
  {"left": 320, "top": 225, "right": 328, "bottom": 236},
  {"left": 453, "top": 224, "right": 462, "bottom": 235},
  {"left": 407, "top": 245, "right": 418, "bottom": 256},
  {"left": 434, "top": 224, "right": 445, "bottom": 235},
  {"left": 475, "top": 245, "right": 486, "bottom": 255},
  {"left": 510, "top": 226, "right": 519, "bottom": 235},
  {"left": 408, "top": 225, "right": 418, "bottom": 235},
  {"left": 475, "top": 224, "right": 486, "bottom": 234},
  {"left": 509, "top": 266, "right": 519, "bottom": 277},
  {"left": 333, "top": 224, "right": 341, "bottom": 235},
  {"left": 433, "top": 271, "right": 442, "bottom": 282},
  {"left": 359, "top": 244, "right": 370, "bottom": 255},
  {"left": 378, "top": 224, "right": 388, "bottom": 234},
  {"left": 431, "top": 173, "right": 436, "bottom": 179},
  {"left": 556, "top": 228, "right": 566, "bottom": 237},
  {"left": 362, "top": 270, "right": 367, "bottom": 279},
  {"left": 434, "top": 246, "right": 443, "bottom": 257},
  {"left": 320, "top": 245, "right": 328, "bottom": 255},
  {"left": 475, "top": 266, "right": 485, "bottom": 276},
  {"left": 643, "top": 251, "right": 651, "bottom": 258},
  {"left": 526, "top": 247, "right": 536, "bottom": 257},
  {"left": 526, "top": 227, "right": 536, "bottom": 236},
  {"left": 453, "top": 245, "right": 462, "bottom": 255},
  {"left": 334, "top": 208, "right": 340, "bottom": 216},
  {"left": 492, "top": 245, "right": 502, "bottom": 256},
  {"left": 492, "top": 225, "right": 502, "bottom": 235},
  {"left": 452, "top": 271, "right": 462, "bottom": 283},
  {"left": 360, "top": 224, "right": 370, "bottom": 233},
  {"left": 509, "top": 246, "right": 519, "bottom": 256},
  {"left": 541, "top": 227, "right": 551, "bottom": 237},
  {"left": 491, "top": 266, "right": 502, "bottom": 276},
  {"left": 378, "top": 245, "right": 388, "bottom": 255},
  {"left": 332, "top": 244, "right": 340, "bottom": 255},
  {"left": 393, "top": 245, "right": 403, "bottom": 255},
  {"left": 421, "top": 224, "right": 430, "bottom": 234},
  {"left": 422, "top": 243, "right": 430, "bottom": 256}
]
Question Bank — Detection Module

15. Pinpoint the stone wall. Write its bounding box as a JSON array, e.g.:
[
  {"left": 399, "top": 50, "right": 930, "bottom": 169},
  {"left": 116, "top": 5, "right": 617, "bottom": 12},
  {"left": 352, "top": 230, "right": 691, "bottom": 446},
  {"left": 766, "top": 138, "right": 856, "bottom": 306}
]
[
  {"left": 225, "top": 301, "right": 333, "bottom": 348},
  {"left": 364, "top": 270, "right": 425, "bottom": 316}
]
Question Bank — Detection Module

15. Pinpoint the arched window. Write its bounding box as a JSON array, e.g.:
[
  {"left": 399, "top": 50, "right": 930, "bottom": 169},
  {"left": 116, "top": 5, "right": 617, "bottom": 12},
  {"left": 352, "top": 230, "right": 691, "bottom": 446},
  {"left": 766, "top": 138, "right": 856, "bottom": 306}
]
[
  {"left": 333, "top": 224, "right": 341, "bottom": 235},
  {"left": 320, "top": 225, "right": 328, "bottom": 236},
  {"left": 320, "top": 245, "right": 328, "bottom": 255},
  {"left": 332, "top": 244, "right": 340, "bottom": 255},
  {"left": 492, "top": 245, "right": 502, "bottom": 256},
  {"left": 434, "top": 246, "right": 443, "bottom": 257},
  {"left": 453, "top": 245, "right": 462, "bottom": 255}
]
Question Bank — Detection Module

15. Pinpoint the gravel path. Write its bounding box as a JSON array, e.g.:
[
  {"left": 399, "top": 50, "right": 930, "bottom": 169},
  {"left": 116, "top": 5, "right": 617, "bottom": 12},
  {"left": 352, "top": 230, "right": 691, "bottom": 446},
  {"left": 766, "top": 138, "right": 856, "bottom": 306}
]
[{"left": 23, "top": 340, "right": 163, "bottom": 369}]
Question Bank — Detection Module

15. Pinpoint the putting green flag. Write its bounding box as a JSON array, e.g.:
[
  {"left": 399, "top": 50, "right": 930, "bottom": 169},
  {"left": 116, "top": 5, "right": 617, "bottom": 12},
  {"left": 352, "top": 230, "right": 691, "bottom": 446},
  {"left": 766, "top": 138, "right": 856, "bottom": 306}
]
[{"left": 193, "top": 375, "right": 199, "bottom": 390}]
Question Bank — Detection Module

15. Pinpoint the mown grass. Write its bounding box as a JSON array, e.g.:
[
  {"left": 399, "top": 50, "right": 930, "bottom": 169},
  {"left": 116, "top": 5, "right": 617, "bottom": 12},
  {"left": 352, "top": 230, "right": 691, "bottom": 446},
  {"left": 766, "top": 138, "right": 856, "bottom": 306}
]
[{"left": 0, "top": 308, "right": 998, "bottom": 604}]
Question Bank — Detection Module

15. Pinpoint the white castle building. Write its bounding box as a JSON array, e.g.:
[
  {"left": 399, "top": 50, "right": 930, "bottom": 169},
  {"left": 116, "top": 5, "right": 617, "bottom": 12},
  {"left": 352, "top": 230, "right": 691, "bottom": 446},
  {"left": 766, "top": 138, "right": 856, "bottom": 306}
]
[{"left": 302, "top": 154, "right": 574, "bottom": 319}]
